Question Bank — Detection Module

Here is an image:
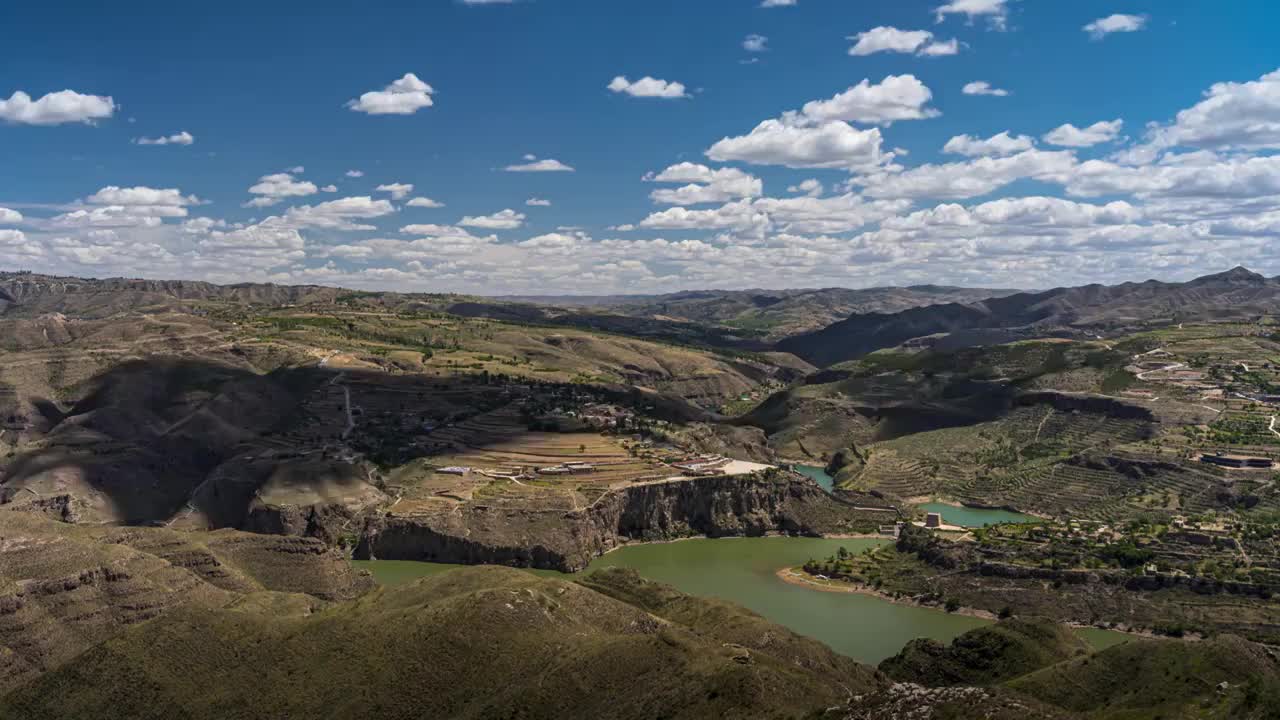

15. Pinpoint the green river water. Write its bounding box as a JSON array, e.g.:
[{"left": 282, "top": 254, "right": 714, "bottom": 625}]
[
  {"left": 916, "top": 502, "right": 1038, "bottom": 527},
  {"left": 792, "top": 464, "right": 835, "bottom": 491},
  {"left": 355, "top": 535, "right": 1128, "bottom": 664}
]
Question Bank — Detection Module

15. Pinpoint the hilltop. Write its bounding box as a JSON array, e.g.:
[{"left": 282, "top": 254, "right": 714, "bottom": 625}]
[{"left": 779, "top": 267, "right": 1280, "bottom": 367}]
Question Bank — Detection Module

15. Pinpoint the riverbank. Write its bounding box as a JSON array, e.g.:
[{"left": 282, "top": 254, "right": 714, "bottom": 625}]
[
  {"left": 776, "top": 565, "right": 1162, "bottom": 644},
  {"left": 775, "top": 566, "right": 998, "bottom": 621},
  {"left": 596, "top": 530, "right": 889, "bottom": 557}
]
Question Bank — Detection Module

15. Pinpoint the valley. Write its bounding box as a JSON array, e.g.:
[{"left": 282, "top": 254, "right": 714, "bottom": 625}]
[{"left": 3, "top": 267, "right": 1280, "bottom": 718}]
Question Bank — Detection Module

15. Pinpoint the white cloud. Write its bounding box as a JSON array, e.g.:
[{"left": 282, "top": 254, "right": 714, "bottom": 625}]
[
  {"left": 707, "top": 119, "right": 887, "bottom": 170},
  {"left": 0, "top": 208, "right": 23, "bottom": 224},
  {"left": 320, "top": 184, "right": 338, "bottom": 193},
  {"left": 962, "top": 81, "right": 1009, "bottom": 96},
  {"left": 760, "top": 0, "right": 796, "bottom": 6},
  {"left": 787, "top": 179, "right": 824, "bottom": 197},
  {"left": 134, "top": 131, "right": 194, "bottom": 146},
  {"left": 246, "top": 172, "right": 318, "bottom": 206},
  {"left": 848, "top": 27, "right": 958, "bottom": 57},
  {"left": 407, "top": 197, "right": 445, "bottom": 208},
  {"left": 1043, "top": 119, "right": 1124, "bottom": 147},
  {"left": 0, "top": 89, "right": 116, "bottom": 126},
  {"left": 272, "top": 196, "right": 396, "bottom": 231},
  {"left": 1140, "top": 68, "right": 1280, "bottom": 152},
  {"left": 918, "top": 39, "right": 960, "bottom": 56},
  {"left": 345, "top": 170, "right": 365, "bottom": 178},
  {"left": 857, "top": 149, "right": 1078, "bottom": 200},
  {"left": 86, "top": 186, "right": 199, "bottom": 206},
  {"left": 376, "top": 183, "right": 414, "bottom": 200},
  {"left": 1064, "top": 153, "right": 1280, "bottom": 203},
  {"left": 504, "top": 157, "right": 575, "bottom": 172},
  {"left": 50, "top": 205, "right": 187, "bottom": 228},
  {"left": 607, "top": 76, "right": 689, "bottom": 99},
  {"left": 933, "top": 0, "right": 1009, "bottom": 30},
  {"left": 639, "top": 200, "right": 770, "bottom": 235},
  {"left": 796, "top": 75, "right": 939, "bottom": 126},
  {"left": 943, "top": 131, "right": 1034, "bottom": 157},
  {"left": 645, "top": 162, "right": 762, "bottom": 205},
  {"left": 346, "top": 73, "right": 435, "bottom": 115},
  {"left": 286, "top": 166, "right": 305, "bottom": 174},
  {"left": 1084, "top": 14, "right": 1148, "bottom": 40},
  {"left": 459, "top": 208, "right": 526, "bottom": 230},
  {"left": 743, "top": 34, "right": 768, "bottom": 52},
  {"left": 525, "top": 197, "right": 552, "bottom": 206}
]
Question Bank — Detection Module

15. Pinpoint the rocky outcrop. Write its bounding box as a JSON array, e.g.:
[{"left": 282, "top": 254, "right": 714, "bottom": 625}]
[
  {"left": 357, "top": 473, "right": 884, "bottom": 572},
  {"left": 1016, "top": 391, "right": 1156, "bottom": 421}
]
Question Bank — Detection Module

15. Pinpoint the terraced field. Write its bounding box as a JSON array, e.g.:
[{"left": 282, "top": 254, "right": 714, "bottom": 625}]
[{"left": 836, "top": 400, "right": 1248, "bottom": 522}]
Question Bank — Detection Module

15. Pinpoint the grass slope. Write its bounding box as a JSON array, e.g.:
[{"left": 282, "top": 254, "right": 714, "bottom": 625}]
[
  {"left": 878, "top": 617, "right": 1091, "bottom": 686},
  {"left": 0, "top": 567, "right": 886, "bottom": 720}
]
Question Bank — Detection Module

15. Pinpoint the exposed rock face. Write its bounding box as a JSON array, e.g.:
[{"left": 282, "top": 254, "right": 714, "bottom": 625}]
[
  {"left": 1016, "top": 391, "right": 1156, "bottom": 421},
  {"left": 356, "top": 474, "right": 885, "bottom": 571}
]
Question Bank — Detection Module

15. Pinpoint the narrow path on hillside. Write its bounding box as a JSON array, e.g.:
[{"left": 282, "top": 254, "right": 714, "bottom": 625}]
[{"left": 329, "top": 371, "right": 356, "bottom": 439}]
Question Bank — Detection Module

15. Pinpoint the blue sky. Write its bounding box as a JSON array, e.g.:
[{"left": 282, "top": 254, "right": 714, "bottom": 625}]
[{"left": 2, "top": 0, "right": 1279, "bottom": 294}]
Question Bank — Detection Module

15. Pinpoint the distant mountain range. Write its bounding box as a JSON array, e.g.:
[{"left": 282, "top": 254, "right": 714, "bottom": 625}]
[
  {"left": 509, "top": 286, "right": 1022, "bottom": 341},
  {"left": 4, "top": 268, "right": 1276, "bottom": 366},
  {"left": 778, "top": 267, "right": 1280, "bottom": 367}
]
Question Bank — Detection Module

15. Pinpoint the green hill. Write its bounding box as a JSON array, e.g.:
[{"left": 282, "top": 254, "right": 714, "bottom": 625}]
[
  {"left": 0, "top": 566, "right": 886, "bottom": 720},
  {"left": 878, "top": 617, "right": 1091, "bottom": 686},
  {"left": 1006, "top": 634, "right": 1280, "bottom": 720}
]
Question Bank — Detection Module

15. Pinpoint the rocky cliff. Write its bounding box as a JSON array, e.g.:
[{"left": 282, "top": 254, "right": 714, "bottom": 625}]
[{"left": 356, "top": 473, "right": 886, "bottom": 571}]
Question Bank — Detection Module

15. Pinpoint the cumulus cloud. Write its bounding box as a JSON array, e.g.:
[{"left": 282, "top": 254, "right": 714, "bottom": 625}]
[
  {"left": 787, "top": 179, "right": 824, "bottom": 197},
  {"left": 1139, "top": 68, "right": 1280, "bottom": 152},
  {"left": 86, "top": 186, "right": 199, "bottom": 207},
  {"left": 795, "top": 75, "right": 939, "bottom": 126},
  {"left": 0, "top": 208, "right": 23, "bottom": 224},
  {"left": 856, "top": 149, "right": 1078, "bottom": 200},
  {"left": 1043, "top": 119, "right": 1124, "bottom": 147},
  {"left": 962, "top": 81, "right": 1009, "bottom": 96},
  {"left": 943, "top": 131, "right": 1035, "bottom": 157},
  {"left": 0, "top": 89, "right": 116, "bottom": 126},
  {"left": 760, "top": 0, "right": 796, "bottom": 6},
  {"left": 645, "top": 162, "right": 763, "bottom": 205},
  {"left": 407, "top": 197, "right": 445, "bottom": 208},
  {"left": 847, "top": 27, "right": 958, "bottom": 57},
  {"left": 134, "top": 131, "right": 194, "bottom": 146},
  {"left": 504, "top": 156, "right": 575, "bottom": 172},
  {"left": 707, "top": 119, "right": 887, "bottom": 170},
  {"left": 346, "top": 73, "right": 435, "bottom": 115},
  {"left": 320, "top": 185, "right": 338, "bottom": 193},
  {"left": 743, "top": 34, "right": 768, "bottom": 52},
  {"left": 246, "top": 172, "right": 319, "bottom": 207},
  {"left": 375, "top": 183, "right": 414, "bottom": 200},
  {"left": 525, "top": 197, "right": 552, "bottom": 206},
  {"left": 607, "top": 76, "right": 689, "bottom": 99},
  {"left": 933, "top": 0, "right": 1009, "bottom": 30},
  {"left": 459, "top": 208, "right": 526, "bottom": 229},
  {"left": 1084, "top": 14, "right": 1148, "bottom": 40},
  {"left": 272, "top": 196, "right": 396, "bottom": 231},
  {"left": 345, "top": 170, "right": 365, "bottom": 178}
]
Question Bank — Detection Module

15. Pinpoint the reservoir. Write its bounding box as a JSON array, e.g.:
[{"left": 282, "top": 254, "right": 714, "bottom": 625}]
[
  {"left": 356, "top": 536, "right": 1125, "bottom": 663},
  {"left": 793, "top": 464, "right": 835, "bottom": 491},
  {"left": 916, "top": 502, "right": 1037, "bottom": 527}
]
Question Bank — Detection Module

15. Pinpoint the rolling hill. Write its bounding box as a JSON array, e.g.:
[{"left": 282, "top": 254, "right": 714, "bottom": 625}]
[{"left": 779, "top": 267, "right": 1280, "bottom": 367}]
